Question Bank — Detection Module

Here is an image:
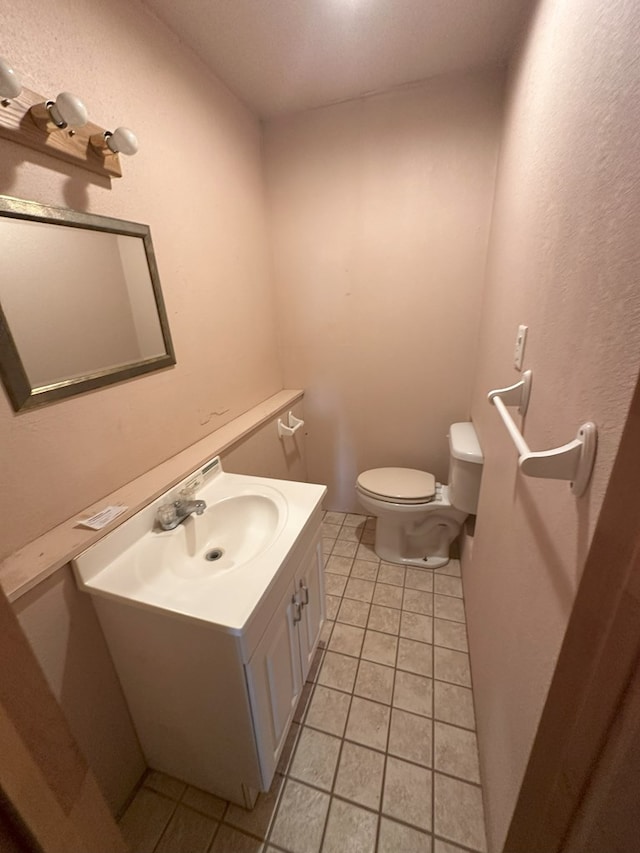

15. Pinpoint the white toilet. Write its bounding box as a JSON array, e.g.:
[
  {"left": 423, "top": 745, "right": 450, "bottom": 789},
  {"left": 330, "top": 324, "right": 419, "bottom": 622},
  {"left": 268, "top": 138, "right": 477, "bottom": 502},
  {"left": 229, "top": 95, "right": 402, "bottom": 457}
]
[{"left": 355, "top": 422, "right": 483, "bottom": 568}]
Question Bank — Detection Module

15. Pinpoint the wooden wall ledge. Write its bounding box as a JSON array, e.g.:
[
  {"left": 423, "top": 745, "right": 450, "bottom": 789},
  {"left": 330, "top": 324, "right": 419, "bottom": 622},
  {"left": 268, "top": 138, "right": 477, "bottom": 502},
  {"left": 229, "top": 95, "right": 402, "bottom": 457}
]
[{"left": 0, "top": 390, "right": 303, "bottom": 602}]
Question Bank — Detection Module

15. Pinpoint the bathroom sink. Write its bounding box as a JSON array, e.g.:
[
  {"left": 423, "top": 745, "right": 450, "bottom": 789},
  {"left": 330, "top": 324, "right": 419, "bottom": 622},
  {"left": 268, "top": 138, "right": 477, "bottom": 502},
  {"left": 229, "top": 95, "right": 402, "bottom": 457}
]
[
  {"left": 72, "top": 457, "right": 326, "bottom": 632},
  {"left": 145, "top": 490, "right": 286, "bottom": 581}
]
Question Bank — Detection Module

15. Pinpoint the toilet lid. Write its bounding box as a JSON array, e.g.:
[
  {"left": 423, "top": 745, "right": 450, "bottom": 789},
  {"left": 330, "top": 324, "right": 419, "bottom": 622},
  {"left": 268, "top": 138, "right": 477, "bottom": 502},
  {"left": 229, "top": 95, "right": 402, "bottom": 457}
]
[{"left": 357, "top": 468, "right": 436, "bottom": 503}]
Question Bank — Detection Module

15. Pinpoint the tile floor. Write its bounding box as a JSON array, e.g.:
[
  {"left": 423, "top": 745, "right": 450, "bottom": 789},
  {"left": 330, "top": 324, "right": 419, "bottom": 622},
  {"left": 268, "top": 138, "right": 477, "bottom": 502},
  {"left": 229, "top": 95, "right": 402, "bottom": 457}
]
[{"left": 119, "top": 512, "right": 487, "bottom": 853}]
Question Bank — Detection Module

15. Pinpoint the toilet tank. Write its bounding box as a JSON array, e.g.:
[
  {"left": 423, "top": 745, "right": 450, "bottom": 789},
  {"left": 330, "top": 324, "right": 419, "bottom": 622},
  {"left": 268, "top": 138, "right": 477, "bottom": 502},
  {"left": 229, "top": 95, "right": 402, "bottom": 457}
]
[{"left": 448, "top": 422, "right": 484, "bottom": 514}]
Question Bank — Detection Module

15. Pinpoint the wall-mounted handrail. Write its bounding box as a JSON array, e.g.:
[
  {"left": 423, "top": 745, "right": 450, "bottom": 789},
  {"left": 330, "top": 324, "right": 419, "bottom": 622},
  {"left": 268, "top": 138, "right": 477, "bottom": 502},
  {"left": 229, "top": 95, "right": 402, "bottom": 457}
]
[{"left": 488, "top": 370, "right": 597, "bottom": 496}]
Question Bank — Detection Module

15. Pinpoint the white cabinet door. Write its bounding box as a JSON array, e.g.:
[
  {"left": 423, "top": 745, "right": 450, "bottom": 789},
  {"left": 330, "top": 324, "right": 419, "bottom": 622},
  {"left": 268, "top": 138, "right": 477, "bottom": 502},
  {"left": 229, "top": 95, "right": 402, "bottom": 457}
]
[
  {"left": 245, "top": 585, "right": 302, "bottom": 788},
  {"left": 296, "top": 534, "right": 325, "bottom": 682}
]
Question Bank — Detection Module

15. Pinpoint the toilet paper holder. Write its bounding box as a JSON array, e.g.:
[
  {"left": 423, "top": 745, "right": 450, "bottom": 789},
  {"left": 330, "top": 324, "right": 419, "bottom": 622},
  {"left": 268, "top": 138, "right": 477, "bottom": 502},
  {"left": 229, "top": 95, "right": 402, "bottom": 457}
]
[{"left": 277, "top": 411, "right": 305, "bottom": 439}]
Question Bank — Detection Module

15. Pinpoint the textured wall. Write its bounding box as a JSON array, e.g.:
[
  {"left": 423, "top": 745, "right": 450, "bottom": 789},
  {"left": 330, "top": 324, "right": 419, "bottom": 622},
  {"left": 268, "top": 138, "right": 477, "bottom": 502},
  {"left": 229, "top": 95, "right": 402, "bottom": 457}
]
[
  {"left": 0, "top": 0, "right": 282, "bottom": 559},
  {"left": 464, "top": 0, "right": 640, "bottom": 848},
  {"left": 264, "top": 70, "right": 504, "bottom": 509}
]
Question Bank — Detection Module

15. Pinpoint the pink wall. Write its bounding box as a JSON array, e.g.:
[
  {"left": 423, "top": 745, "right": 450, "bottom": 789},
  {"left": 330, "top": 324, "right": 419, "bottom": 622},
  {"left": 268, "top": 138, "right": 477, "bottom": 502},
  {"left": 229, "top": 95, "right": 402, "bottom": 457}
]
[
  {"left": 264, "top": 70, "right": 504, "bottom": 510},
  {"left": 0, "top": 0, "right": 282, "bottom": 559},
  {"left": 464, "top": 0, "right": 640, "bottom": 849}
]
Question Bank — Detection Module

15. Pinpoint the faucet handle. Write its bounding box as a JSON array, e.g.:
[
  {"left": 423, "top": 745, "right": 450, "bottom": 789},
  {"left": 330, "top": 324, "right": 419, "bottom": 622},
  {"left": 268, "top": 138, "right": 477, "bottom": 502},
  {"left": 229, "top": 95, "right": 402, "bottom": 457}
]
[{"left": 156, "top": 503, "right": 177, "bottom": 529}]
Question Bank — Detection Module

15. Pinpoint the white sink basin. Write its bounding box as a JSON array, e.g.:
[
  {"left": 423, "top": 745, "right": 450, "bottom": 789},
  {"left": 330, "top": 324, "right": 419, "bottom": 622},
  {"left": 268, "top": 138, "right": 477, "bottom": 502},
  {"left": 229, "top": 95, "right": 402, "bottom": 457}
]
[
  {"left": 73, "top": 458, "right": 326, "bottom": 632},
  {"left": 145, "top": 490, "right": 286, "bottom": 581}
]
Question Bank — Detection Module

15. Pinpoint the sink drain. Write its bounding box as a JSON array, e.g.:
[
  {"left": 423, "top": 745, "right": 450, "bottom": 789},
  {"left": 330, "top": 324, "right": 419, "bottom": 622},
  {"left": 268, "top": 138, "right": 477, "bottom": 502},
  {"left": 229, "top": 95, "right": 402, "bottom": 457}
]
[{"left": 205, "top": 548, "right": 224, "bottom": 562}]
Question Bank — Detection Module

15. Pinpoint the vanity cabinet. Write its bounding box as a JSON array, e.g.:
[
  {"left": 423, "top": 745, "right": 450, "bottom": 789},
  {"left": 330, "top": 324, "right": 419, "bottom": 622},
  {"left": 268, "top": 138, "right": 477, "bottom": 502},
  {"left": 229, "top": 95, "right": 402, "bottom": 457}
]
[
  {"left": 86, "top": 507, "right": 325, "bottom": 808},
  {"left": 246, "top": 534, "right": 324, "bottom": 785}
]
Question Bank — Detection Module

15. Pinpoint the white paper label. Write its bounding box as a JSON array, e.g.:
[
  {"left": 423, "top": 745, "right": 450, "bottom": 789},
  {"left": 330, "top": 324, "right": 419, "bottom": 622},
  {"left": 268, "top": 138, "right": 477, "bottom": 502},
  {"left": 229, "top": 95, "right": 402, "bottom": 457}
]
[{"left": 77, "top": 505, "right": 128, "bottom": 530}]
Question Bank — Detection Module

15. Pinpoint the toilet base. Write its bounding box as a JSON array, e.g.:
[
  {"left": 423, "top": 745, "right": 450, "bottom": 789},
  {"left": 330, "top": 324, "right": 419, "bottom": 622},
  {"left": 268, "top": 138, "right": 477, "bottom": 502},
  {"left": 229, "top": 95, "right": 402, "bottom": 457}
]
[
  {"left": 371, "top": 502, "right": 466, "bottom": 569},
  {"left": 374, "top": 548, "right": 451, "bottom": 569}
]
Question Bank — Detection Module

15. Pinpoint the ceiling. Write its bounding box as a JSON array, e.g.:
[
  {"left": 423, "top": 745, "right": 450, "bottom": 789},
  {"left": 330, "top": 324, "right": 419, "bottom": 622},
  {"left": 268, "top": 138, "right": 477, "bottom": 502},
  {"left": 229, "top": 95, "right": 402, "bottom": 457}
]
[{"left": 142, "top": 0, "right": 536, "bottom": 118}]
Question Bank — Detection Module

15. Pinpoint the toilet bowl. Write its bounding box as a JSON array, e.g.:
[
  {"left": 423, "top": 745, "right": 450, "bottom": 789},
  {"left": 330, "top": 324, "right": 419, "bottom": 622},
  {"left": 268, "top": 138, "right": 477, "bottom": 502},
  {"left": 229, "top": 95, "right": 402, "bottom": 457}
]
[{"left": 356, "top": 422, "right": 483, "bottom": 569}]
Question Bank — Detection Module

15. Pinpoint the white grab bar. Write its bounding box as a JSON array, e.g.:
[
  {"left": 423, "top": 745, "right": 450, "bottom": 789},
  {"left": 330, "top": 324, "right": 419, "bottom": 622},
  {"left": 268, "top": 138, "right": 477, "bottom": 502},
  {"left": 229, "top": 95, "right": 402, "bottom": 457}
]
[
  {"left": 488, "top": 370, "right": 597, "bottom": 496},
  {"left": 277, "top": 411, "right": 305, "bottom": 438}
]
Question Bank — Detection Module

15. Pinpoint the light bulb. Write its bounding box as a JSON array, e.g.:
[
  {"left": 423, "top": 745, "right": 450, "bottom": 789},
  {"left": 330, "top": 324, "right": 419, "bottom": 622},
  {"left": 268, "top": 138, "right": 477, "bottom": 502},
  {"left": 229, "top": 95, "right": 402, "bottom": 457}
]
[
  {"left": 48, "top": 92, "right": 88, "bottom": 128},
  {"left": 107, "top": 126, "right": 138, "bottom": 156},
  {"left": 0, "top": 56, "right": 21, "bottom": 100}
]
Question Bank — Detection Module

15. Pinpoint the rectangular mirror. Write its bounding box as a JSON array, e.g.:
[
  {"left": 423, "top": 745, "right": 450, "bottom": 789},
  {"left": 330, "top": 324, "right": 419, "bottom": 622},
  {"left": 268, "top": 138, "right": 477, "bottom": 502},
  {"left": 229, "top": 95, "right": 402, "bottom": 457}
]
[{"left": 0, "top": 195, "right": 176, "bottom": 411}]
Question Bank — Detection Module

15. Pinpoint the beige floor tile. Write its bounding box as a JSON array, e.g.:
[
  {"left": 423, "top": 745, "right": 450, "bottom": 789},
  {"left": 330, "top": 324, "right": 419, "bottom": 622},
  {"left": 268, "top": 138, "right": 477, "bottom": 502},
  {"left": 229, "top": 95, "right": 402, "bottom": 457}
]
[
  {"left": 356, "top": 543, "right": 379, "bottom": 563},
  {"left": 360, "top": 529, "right": 376, "bottom": 544},
  {"left": 434, "top": 722, "right": 480, "bottom": 783},
  {"left": 338, "top": 526, "right": 362, "bottom": 542},
  {"left": 321, "top": 797, "right": 378, "bottom": 853},
  {"left": 344, "top": 578, "right": 375, "bottom": 603},
  {"left": 155, "top": 804, "right": 218, "bottom": 853},
  {"left": 378, "top": 817, "right": 432, "bottom": 853},
  {"left": 345, "top": 695, "right": 391, "bottom": 751},
  {"left": 404, "top": 568, "right": 434, "bottom": 592},
  {"left": 329, "top": 622, "right": 365, "bottom": 657},
  {"left": 351, "top": 559, "right": 379, "bottom": 581},
  {"left": 119, "top": 788, "right": 176, "bottom": 853},
  {"left": 324, "top": 511, "right": 346, "bottom": 525},
  {"left": 334, "top": 741, "right": 385, "bottom": 810},
  {"left": 378, "top": 563, "right": 406, "bottom": 586},
  {"left": 383, "top": 756, "right": 432, "bottom": 831},
  {"left": 433, "top": 681, "right": 476, "bottom": 730},
  {"left": 400, "top": 612, "right": 433, "bottom": 644},
  {"left": 269, "top": 779, "right": 330, "bottom": 853},
  {"left": 322, "top": 538, "right": 335, "bottom": 556},
  {"left": 332, "top": 539, "right": 359, "bottom": 558},
  {"left": 326, "top": 555, "right": 354, "bottom": 576},
  {"left": 434, "top": 575, "right": 463, "bottom": 598},
  {"left": 433, "top": 840, "right": 468, "bottom": 853},
  {"left": 388, "top": 708, "right": 432, "bottom": 767},
  {"left": 318, "top": 651, "right": 359, "bottom": 693},
  {"left": 372, "top": 583, "right": 404, "bottom": 609},
  {"left": 289, "top": 727, "right": 341, "bottom": 791},
  {"left": 403, "top": 589, "right": 434, "bottom": 616},
  {"left": 434, "top": 774, "right": 486, "bottom": 852},
  {"left": 393, "top": 670, "right": 433, "bottom": 717},
  {"left": 344, "top": 513, "right": 368, "bottom": 527},
  {"left": 210, "top": 825, "right": 263, "bottom": 852},
  {"left": 435, "top": 559, "right": 461, "bottom": 577},
  {"left": 361, "top": 630, "right": 398, "bottom": 667},
  {"left": 367, "top": 604, "right": 401, "bottom": 635},
  {"left": 325, "top": 573, "right": 348, "bottom": 596},
  {"left": 354, "top": 659, "right": 395, "bottom": 704},
  {"left": 225, "top": 773, "right": 284, "bottom": 838},
  {"left": 397, "top": 638, "right": 433, "bottom": 677},
  {"left": 434, "top": 647, "right": 471, "bottom": 688},
  {"left": 322, "top": 522, "right": 342, "bottom": 539},
  {"left": 337, "top": 597, "right": 370, "bottom": 627},
  {"left": 326, "top": 595, "right": 341, "bottom": 621},
  {"left": 319, "top": 620, "right": 334, "bottom": 648},
  {"left": 182, "top": 786, "right": 228, "bottom": 819},
  {"left": 144, "top": 770, "right": 186, "bottom": 800},
  {"left": 434, "top": 595, "right": 465, "bottom": 623},
  {"left": 433, "top": 619, "right": 468, "bottom": 653},
  {"left": 305, "top": 685, "right": 351, "bottom": 736}
]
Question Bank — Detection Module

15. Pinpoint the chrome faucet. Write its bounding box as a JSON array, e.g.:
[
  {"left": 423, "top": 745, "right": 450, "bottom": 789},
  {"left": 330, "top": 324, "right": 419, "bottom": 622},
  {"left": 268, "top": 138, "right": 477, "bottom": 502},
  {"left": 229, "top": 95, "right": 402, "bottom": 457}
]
[{"left": 156, "top": 498, "right": 206, "bottom": 531}]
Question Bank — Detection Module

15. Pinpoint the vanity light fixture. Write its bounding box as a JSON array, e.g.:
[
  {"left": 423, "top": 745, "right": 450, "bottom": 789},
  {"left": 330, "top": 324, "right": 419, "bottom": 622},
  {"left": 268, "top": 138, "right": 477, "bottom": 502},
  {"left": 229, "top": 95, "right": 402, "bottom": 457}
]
[
  {"left": 30, "top": 91, "right": 88, "bottom": 133},
  {"left": 0, "top": 56, "right": 22, "bottom": 106},
  {"left": 90, "top": 126, "right": 138, "bottom": 157},
  {"left": 0, "top": 63, "right": 130, "bottom": 178}
]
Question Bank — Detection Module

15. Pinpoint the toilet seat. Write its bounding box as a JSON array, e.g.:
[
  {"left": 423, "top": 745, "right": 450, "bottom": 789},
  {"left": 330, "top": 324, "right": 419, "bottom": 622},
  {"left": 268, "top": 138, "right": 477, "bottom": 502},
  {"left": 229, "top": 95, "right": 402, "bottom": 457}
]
[{"left": 357, "top": 467, "right": 436, "bottom": 505}]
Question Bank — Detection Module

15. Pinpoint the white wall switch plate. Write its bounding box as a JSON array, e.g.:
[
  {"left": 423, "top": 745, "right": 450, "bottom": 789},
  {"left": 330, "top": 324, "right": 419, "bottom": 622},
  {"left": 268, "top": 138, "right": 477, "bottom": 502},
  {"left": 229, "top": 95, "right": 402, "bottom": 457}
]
[{"left": 514, "top": 325, "right": 528, "bottom": 371}]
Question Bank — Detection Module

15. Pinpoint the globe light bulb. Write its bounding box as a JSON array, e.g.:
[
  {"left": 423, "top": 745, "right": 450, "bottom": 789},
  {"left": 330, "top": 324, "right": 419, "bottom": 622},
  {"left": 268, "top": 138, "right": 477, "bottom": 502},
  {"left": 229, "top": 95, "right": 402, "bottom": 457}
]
[
  {"left": 0, "top": 56, "right": 21, "bottom": 100},
  {"left": 48, "top": 92, "right": 88, "bottom": 128},
  {"left": 107, "top": 126, "right": 138, "bottom": 156}
]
